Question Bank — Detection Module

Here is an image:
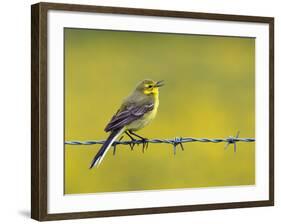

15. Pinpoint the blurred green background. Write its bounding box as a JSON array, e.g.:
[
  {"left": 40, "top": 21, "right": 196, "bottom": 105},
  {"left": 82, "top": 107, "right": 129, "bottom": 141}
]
[{"left": 64, "top": 28, "right": 255, "bottom": 194}]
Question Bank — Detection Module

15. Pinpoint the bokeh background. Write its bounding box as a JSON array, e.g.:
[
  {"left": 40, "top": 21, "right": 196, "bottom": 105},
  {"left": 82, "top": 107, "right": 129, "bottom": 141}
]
[{"left": 64, "top": 28, "right": 255, "bottom": 194}]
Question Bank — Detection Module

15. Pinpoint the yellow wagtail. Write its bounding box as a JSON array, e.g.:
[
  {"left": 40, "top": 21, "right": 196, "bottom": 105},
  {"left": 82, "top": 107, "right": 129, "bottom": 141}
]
[{"left": 89, "top": 79, "right": 164, "bottom": 168}]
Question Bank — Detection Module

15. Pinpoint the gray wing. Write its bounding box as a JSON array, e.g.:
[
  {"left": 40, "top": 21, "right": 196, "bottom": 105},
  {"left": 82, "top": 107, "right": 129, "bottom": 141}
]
[{"left": 104, "top": 103, "right": 154, "bottom": 132}]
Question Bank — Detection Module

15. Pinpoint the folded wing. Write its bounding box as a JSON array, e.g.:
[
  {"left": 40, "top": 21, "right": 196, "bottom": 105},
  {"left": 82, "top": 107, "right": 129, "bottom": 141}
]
[{"left": 105, "top": 103, "right": 154, "bottom": 132}]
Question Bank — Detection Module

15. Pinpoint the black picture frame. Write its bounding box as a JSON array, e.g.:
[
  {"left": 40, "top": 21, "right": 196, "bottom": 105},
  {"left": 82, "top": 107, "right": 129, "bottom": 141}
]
[{"left": 31, "top": 2, "right": 274, "bottom": 221}]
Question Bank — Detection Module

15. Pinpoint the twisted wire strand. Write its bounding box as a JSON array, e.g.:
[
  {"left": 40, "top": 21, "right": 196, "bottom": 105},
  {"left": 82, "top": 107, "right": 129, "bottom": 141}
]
[
  {"left": 65, "top": 137, "right": 255, "bottom": 146},
  {"left": 65, "top": 130, "right": 255, "bottom": 154}
]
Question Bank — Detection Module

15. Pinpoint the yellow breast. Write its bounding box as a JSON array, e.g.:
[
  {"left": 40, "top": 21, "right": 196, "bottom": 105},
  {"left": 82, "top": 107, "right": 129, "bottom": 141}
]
[{"left": 148, "top": 94, "right": 159, "bottom": 120}]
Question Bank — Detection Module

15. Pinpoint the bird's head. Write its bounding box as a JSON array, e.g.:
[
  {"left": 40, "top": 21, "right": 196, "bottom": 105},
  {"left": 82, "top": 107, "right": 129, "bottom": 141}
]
[{"left": 136, "top": 79, "right": 164, "bottom": 95}]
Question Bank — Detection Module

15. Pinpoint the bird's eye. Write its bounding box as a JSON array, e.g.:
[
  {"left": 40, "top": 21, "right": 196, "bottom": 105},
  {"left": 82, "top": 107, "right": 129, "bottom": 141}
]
[{"left": 148, "top": 85, "right": 153, "bottom": 88}]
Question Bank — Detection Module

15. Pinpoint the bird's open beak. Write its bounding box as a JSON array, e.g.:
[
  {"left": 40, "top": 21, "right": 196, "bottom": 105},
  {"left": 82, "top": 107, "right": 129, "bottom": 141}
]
[{"left": 155, "top": 80, "right": 164, "bottom": 87}]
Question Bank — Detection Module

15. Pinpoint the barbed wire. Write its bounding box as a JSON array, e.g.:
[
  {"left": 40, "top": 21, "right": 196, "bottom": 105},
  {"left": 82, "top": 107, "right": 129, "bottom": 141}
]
[{"left": 65, "top": 131, "right": 255, "bottom": 155}]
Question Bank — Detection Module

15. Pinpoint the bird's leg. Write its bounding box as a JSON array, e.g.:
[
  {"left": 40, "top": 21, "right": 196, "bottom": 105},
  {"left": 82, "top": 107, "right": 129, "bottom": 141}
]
[
  {"left": 129, "top": 131, "right": 148, "bottom": 153},
  {"left": 125, "top": 131, "right": 136, "bottom": 150}
]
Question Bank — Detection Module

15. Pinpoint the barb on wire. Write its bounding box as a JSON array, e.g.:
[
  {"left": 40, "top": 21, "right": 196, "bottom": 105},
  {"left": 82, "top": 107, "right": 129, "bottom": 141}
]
[{"left": 65, "top": 131, "right": 255, "bottom": 154}]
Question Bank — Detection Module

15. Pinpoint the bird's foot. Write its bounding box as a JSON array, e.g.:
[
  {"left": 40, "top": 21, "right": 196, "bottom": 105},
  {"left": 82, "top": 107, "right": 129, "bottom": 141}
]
[
  {"left": 125, "top": 132, "right": 137, "bottom": 151},
  {"left": 139, "top": 138, "right": 149, "bottom": 153},
  {"left": 129, "top": 142, "right": 136, "bottom": 151},
  {"left": 127, "top": 131, "right": 149, "bottom": 152}
]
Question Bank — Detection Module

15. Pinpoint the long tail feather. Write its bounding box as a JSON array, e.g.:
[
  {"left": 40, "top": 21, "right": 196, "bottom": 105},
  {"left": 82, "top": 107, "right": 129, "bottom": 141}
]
[{"left": 89, "top": 128, "right": 124, "bottom": 169}]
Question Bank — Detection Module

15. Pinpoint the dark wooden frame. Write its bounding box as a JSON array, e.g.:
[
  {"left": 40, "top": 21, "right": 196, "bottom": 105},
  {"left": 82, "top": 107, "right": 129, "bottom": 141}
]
[{"left": 31, "top": 2, "right": 274, "bottom": 221}]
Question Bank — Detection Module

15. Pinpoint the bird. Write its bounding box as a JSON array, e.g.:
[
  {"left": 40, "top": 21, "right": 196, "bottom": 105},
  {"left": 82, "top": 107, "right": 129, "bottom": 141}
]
[{"left": 89, "top": 79, "right": 164, "bottom": 169}]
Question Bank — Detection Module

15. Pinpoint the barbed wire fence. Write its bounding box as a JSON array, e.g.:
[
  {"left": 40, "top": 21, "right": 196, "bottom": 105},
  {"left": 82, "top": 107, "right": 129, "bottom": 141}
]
[{"left": 65, "top": 131, "right": 255, "bottom": 155}]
